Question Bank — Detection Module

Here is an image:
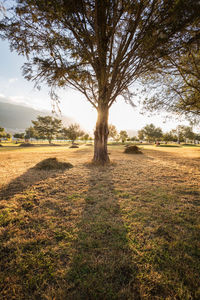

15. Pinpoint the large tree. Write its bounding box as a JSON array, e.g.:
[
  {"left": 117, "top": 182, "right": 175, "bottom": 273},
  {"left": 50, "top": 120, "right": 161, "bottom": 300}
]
[{"left": 0, "top": 0, "right": 199, "bottom": 163}]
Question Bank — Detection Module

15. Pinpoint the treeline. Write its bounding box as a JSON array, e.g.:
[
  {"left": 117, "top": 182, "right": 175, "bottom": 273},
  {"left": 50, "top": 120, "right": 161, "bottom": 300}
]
[
  {"left": 109, "top": 124, "right": 200, "bottom": 144},
  {"left": 1, "top": 118, "right": 200, "bottom": 145}
]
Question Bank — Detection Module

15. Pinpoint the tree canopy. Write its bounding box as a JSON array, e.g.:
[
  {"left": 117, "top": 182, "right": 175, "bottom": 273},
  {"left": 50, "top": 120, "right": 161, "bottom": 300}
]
[
  {"left": 142, "top": 44, "right": 200, "bottom": 122},
  {"left": 119, "top": 130, "right": 128, "bottom": 143},
  {"left": 32, "top": 115, "right": 62, "bottom": 143},
  {"left": 62, "top": 123, "right": 84, "bottom": 144},
  {"left": 1, "top": 0, "right": 199, "bottom": 163},
  {"left": 0, "top": 126, "right": 5, "bottom": 139},
  {"left": 142, "top": 123, "right": 163, "bottom": 142},
  {"left": 108, "top": 124, "right": 117, "bottom": 140},
  {"left": 13, "top": 133, "right": 25, "bottom": 139}
]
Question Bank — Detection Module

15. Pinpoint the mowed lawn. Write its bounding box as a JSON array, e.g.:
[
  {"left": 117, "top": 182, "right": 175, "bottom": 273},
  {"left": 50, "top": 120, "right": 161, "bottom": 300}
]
[{"left": 0, "top": 144, "right": 200, "bottom": 299}]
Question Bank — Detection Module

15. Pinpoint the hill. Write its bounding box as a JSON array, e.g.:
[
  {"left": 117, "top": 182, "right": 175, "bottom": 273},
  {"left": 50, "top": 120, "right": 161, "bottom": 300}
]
[
  {"left": 0, "top": 100, "right": 74, "bottom": 133},
  {"left": 126, "top": 129, "right": 138, "bottom": 138}
]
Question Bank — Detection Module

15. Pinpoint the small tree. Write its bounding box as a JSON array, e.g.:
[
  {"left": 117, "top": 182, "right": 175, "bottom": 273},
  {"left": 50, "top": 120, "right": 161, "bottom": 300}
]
[
  {"left": 6, "top": 133, "right": 11, "bottom": 140},
  {"left": 13, "top": 133, "right": 25, "bottom": 141},
  {"left": 25, "top": 126, "right": 38, "bottom": 141},
  {"left": 142, "top": 124, "right": 163, "bottom": 142},
  {"left": 162, "top": 132, "right": 175, "bottom": 143},
  {"left": 194, "top": 133, "right": 200, "bottom": 144},
  {"left": 130, "top": 136, "right": 138, "bottom": 142},
  {"left": 108, "top": 124, "right": 118, "bottom": 141},
  {"left": 83, "top": 133, "right": 89, "bottom": 143},
  {"left": 0, "top": 127, "right": 6, "bottom": 139},
  {"left": 32, "top": 116, "right": 62, "bottom": 144},
  {"left": 178, "top": 126, "right": 195, "bottom": 143},
  {"left": 119, "top": 131, "right": 128, "bottom": 143},
  {"left": 62, "top": 124, "right": 84, "bottom": 144},
  {"left": 138, "top": 130, "right": 145, "bottom": 141}
]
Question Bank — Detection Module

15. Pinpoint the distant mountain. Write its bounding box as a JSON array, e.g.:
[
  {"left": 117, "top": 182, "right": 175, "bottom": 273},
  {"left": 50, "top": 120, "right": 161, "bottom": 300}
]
[
  {"left": 0, "top": 100, "right": 75, "bottom": 133},
  {"left": 126, "top": 129, "right": 138, "bottom": 138}
]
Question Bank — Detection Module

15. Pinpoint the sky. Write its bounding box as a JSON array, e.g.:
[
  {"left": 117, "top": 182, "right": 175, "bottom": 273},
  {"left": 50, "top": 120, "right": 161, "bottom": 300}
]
[{"left": 0, "top": 39, "right": 192, "bottom": 135}]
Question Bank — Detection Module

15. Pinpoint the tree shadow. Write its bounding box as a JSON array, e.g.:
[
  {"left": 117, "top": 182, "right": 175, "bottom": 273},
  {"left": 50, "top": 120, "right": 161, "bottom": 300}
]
[
  {"left": 0, "top": 158, "right": 71, "bottom": 201},
  {"left": 64, "top": 164, "right": 140, "bottom": 300}
]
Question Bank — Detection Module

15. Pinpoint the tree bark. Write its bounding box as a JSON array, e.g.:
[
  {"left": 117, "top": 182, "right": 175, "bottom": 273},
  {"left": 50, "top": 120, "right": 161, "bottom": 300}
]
[{"left": 93, "top": 105, "right": 110, "bottom": 164}]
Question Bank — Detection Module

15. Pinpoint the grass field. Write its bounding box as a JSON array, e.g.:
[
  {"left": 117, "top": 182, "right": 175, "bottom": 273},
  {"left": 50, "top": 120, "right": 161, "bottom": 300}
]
[{"left": 0, "top": 144, "right": 200, "bottom": 299}]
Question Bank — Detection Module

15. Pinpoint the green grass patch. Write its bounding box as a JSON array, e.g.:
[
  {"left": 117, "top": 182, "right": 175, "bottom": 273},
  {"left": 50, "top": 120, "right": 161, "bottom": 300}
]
[
  {"left": 182, "top": 143, "right": 199, "bottom": 147},
  {"left": 157, "top": 144, "right": 180, "bottom": 147}
]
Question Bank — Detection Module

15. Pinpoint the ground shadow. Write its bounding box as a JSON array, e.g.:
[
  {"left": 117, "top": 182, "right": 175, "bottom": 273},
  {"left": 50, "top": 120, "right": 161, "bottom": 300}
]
[
  {"left": 64, "top": 164, "right": 140, "bottom": 300},
  {"left": 0, "top": 158, "right": 71, "bottom": 201}
]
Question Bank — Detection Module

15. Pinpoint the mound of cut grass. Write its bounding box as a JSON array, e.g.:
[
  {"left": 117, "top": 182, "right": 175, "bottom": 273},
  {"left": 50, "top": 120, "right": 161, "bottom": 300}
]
[
  {"left": 124, "top": 145, "right": 142, "bottom": 154},
  {"left": 34, "top": 157, "right": 73, "bottom": 170}
]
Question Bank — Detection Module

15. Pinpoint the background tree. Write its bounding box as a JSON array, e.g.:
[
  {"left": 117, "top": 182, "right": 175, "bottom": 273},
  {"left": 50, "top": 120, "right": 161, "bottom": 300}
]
[
  {"left": 138, "top": 130, "right": 145, "bottom": 141},
  {"left": 130, "top": 136, "right": 138, "bottom": 142},
  {"left": 171, "top": 126, "right": 186, "bottom": 143},
  {"left": 62, "top": 124, "right": 84, "bottom": 144},
  {"left": 6, "top": 133, "right": 11, "bottom": 140},
  {"left": 142, "top": 124, "right": 163, "bottom": 142},
  {"left": 162, "top": 132, "right": 175, "bottom": 143},
  {"left": 119, "top": 130, "right": 128, "bottom": 143},
  {"left": 25, "top": 126, "right": 38, "bottom": 140},
  {"left": 0, "top": 127, "right": 6, "bottom": 139},
  {"left": 177, "top": 125, "right": 195, "bottom": 143},
  {"left": 194, "top": 133, "right": 200, "bottom": 144},
  {"left": 108, "top": 124, "right": 118, "bottom": 141},
  {"left": 83, "top": 133, "right": 90, "bottom": 143},
  {"left": 32, "top": 116, "right": 62, "bottom": 144},
  {"left": 13, "top": 133, "right": 24, "bottom": 140},
  {"left": 1, "top": 0, "right": 199, "bottom": 163}
]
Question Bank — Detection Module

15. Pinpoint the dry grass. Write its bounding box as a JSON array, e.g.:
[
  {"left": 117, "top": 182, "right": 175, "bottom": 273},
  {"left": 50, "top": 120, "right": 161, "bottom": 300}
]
[{"left": 0, "top": 145, "right": 200, "bottom": 299}]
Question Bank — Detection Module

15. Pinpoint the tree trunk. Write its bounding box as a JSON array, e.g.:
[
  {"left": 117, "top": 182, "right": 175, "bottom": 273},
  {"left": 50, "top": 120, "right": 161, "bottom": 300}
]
[{"left": 93, "top": 105, "right": 109, "bottom": 164}]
